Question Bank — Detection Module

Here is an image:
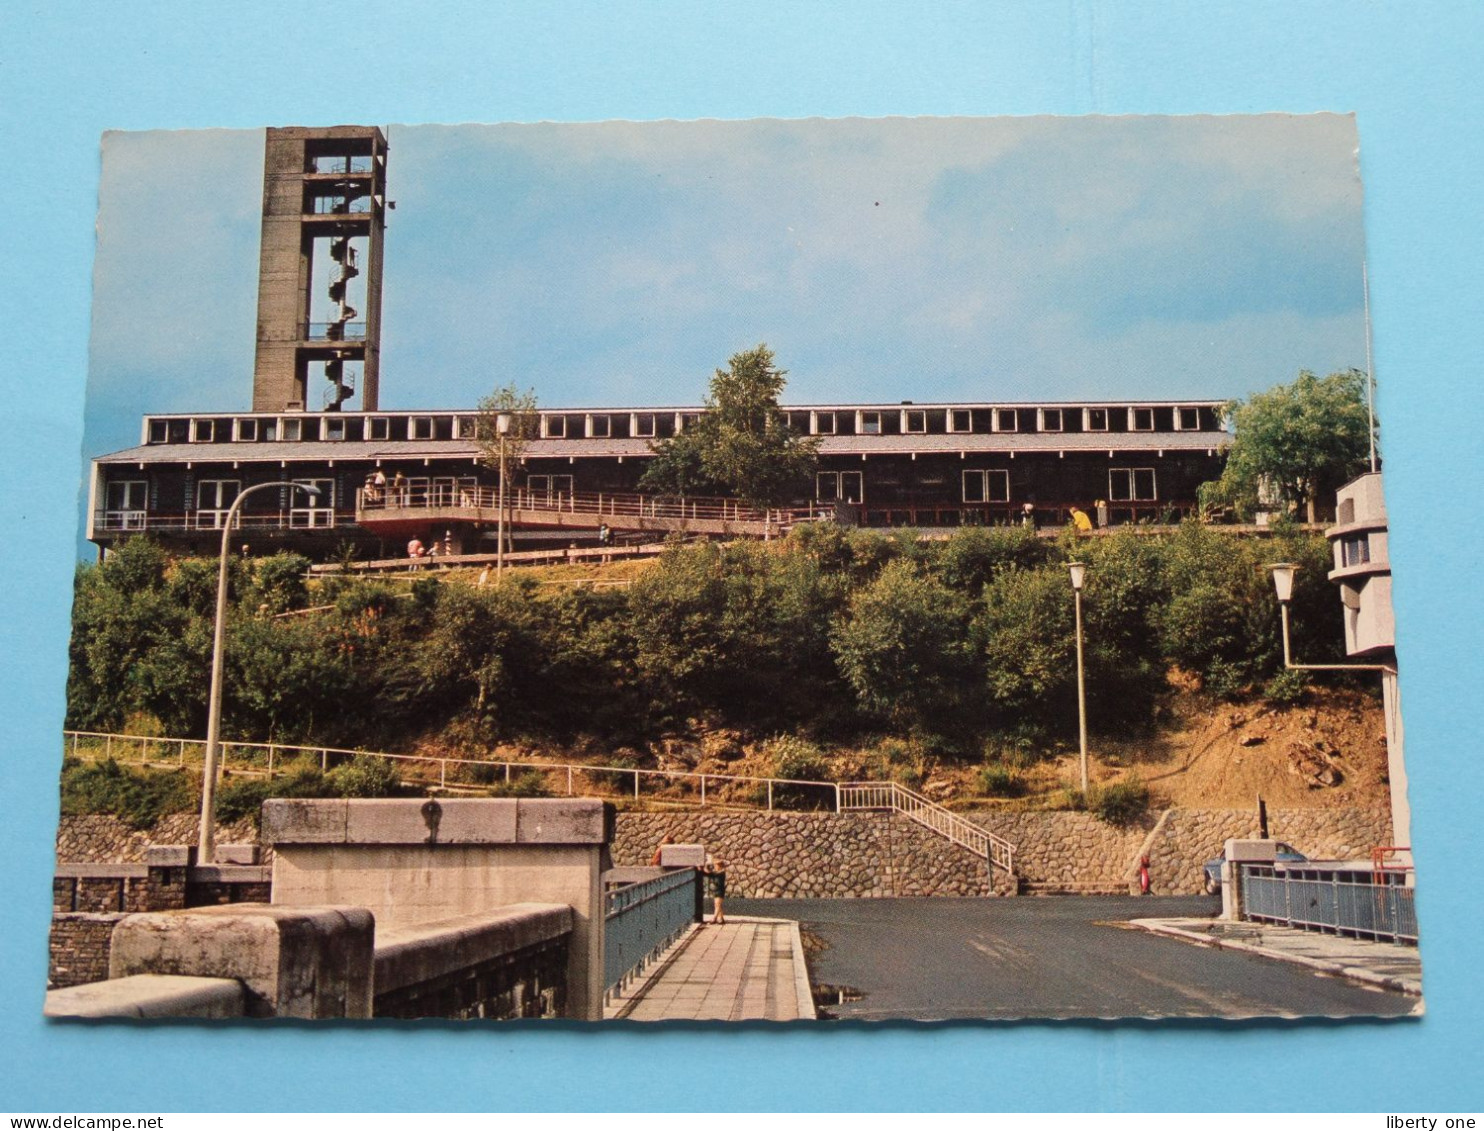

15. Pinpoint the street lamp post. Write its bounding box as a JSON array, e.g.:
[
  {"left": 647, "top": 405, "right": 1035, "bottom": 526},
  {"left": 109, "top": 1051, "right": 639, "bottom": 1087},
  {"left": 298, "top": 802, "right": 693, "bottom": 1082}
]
[
  {"left": 1068, "top": 561, "right": 1089, "bottom": 794},
  {"left": 1267, "top": 561, "right": 1406, "bottom": 852},
  {"left": 1267, "top": 563, "right": 1391, "bottom": 674},
  {"left": 198, "top": 480, "right": 320, "bottom": 864},
  {"left": 495, "top": 413, "right": 511, "bottom": 579}
]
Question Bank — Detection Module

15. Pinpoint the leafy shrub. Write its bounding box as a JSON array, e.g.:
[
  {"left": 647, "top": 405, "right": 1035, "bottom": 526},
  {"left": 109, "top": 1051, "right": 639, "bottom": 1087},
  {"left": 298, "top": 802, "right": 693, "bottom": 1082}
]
[
  {"left": 326, "top": 754, "right": 400, "bottom": 797},
  {"left": 59, "top": 758, "right": 197, "bottom": 829},
  {"left": 1203, "top": 659, "right": 1249, "bottom": 700},
  {"left": 487, "top": 770, "right": 551, "bottom": 798},
  {"left": 985, "top": 728, "right": 1044, "bottom": 771},
  {"left": 765, "top": 735, "right": 833, "bottom": 811},
  {"left": 1091, "top": 778, "right": 1150, "bottom": 827},
  {"left": 250, "top": 552, "right": 312, "bottom": 614},
  {"left": 766, "top": 735, "right": 829, "bottom": 782},
  {"left": 214, "top": 763, "right": 328, "bottom": 824},
  {"left": 1262, "top": 668, "right": 1311, "bottom": 706},
  {"left": 831, "top": 560, "right": 974, "bottom": 731},
  {"left": 872, "top": 737, "right": 929, "bottom": 789},
  {"left": 1057, "top": 787, "right": 1089, "bottom": 812},
  {"left": 976, "top": 763, "right": 1024, "bottom": 798}
]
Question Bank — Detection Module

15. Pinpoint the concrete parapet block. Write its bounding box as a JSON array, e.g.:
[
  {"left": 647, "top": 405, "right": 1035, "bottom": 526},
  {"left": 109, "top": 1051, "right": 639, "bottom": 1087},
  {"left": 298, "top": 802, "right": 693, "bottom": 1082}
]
[
  {"left": 374, "top": 904, "right": 573, "bottom": 997},
  {"left": 263, "top": 797, "right": 611, "bottom": 847},
  {"left": 109, "top": 904, "right": 375, "bottom": 1019},
  {"left": 143, "top": 846, "right": 193, "bottom": 868},
  {"left": 261, "top": 798, "right": 349, "bottom": 845},
  {"left": 516, "top": 799, "right": 612, "bottom": 845},
  {"left": 45, "top": 974, "right": 245, "bottom": 1020}
]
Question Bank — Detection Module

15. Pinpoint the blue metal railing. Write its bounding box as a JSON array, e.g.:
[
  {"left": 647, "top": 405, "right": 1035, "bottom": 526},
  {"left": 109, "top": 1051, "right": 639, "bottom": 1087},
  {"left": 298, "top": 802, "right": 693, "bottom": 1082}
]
[
  {"left": 603, "top": 868, "right": 699, "bottom": 998},
  {"left": 1241, "top": 865, "right": 1418, "bottom": 944}
]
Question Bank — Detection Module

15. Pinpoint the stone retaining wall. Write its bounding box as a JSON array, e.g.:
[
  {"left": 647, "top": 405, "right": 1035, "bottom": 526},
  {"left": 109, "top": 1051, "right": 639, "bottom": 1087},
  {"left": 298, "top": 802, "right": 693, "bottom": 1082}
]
[
  {"left": 1140, "top": 807, "right": 1393, "bottom": 895},
  {"left": 613, "top": 811, "right": 1002, "bottom": 897},
  {"left": 57, "top": 805, "right": 1392, "bottom": 898},
  {"left": 50, "top": 913, "right": 126, "bottom": 989},
  {"left": 55, "top": 814, "right": 266, "bottom": 865}
]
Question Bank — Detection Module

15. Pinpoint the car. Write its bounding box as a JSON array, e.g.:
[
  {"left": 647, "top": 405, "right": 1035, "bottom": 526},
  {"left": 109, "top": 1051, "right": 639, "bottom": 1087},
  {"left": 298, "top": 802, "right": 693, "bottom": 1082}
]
[{"left": 1202, "top": 842, "right": 1307, "bottom": 893}]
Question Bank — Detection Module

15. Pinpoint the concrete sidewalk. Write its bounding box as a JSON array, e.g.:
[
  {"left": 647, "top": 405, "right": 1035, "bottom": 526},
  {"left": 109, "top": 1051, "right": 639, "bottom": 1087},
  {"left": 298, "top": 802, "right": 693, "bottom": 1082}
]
[
  {"left": 1130, "top": 917, "right": 1422, "bottom": 997},
  {"left": 608, "top": 916, "right": 816, "bottom": 1022}
]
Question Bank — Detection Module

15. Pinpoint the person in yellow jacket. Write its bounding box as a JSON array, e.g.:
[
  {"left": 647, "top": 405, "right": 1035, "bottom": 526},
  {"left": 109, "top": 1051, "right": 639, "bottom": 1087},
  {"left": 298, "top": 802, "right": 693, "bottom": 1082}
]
[{"left": 1069, "top": 505, "right": 1093, "bottom": 532}]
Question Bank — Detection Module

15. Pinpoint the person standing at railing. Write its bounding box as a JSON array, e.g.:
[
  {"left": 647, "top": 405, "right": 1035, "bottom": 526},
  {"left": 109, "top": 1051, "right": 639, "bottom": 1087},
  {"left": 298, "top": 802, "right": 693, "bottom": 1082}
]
[
  {"left": 599, "top": 522, "right": 612, "bottom": 547},
  {"left": 703, "top": 853, "right": 728, "bottom": 924}
]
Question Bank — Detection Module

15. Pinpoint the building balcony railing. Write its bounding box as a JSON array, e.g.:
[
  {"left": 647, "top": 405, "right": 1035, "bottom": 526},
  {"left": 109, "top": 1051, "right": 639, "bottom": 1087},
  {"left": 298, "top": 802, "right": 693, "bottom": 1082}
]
[{"left": 94, "top": 509, "right": 357, "bottom": 535}]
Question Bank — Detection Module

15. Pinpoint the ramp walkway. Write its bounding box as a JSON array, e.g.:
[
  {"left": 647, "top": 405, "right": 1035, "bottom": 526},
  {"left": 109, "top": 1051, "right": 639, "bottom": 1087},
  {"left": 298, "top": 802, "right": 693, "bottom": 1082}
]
[
  {"left": 357, "top": 481, "right": 829, "bottom": 539},
  {"left": 606, "top": 916, "right": 815, "bottom": 1022}
]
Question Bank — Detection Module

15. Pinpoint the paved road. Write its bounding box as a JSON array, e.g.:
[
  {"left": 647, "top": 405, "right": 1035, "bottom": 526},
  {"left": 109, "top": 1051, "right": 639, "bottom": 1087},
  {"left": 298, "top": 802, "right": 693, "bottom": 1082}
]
[{"left": 727, "top": 896, "right": 1418, "bottom": 1021}]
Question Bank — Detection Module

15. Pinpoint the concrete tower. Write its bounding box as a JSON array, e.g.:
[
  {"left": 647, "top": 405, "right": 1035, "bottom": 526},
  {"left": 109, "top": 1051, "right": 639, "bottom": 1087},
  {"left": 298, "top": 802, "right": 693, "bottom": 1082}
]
[{"left": 252, "top": 126, "right": 388, "bottom": 412}]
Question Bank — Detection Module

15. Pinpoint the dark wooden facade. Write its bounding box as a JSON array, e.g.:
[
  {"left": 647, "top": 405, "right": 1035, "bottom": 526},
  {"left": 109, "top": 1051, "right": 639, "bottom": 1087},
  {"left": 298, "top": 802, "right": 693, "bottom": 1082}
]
[{"left": 90, "top": 399, "right": 1229, "bottom": 559}]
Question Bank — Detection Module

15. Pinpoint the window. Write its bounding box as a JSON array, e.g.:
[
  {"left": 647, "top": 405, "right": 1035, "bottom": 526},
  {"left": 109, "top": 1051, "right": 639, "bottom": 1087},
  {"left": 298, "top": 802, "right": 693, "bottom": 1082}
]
[
  {"left": 544, "top": 415, "right": 567, "bottom": 438},
  {"left": 810, "top": 411, "right": 836, "bottom": 435},
  {"left": 588, "top": 415, "right": 611, "bottom": 438},
  {"left": 261, "top": 419, "right": 278, "bottom": 441},
  {"left": 324, "top": 418, "right": 346, "bottom": 441},
  {"left": 367, "top": 416, "right": 390, "bottom": 440},
  {"left": 633, "top": 413, "right": 656, "bottom": 438},
  {"left": 234, "top": 418, "right": 259, "bottom": 442},
  {"left": 1085, "top": 408, "right": 1109, "bottom": 431},
  {"left": 291, "top": 478, "right": 335, "bottom": 528},
  {"left": 147, "top": 419, "right": 168, "bottom": 444},
  {"left": 280, "top": 418, "right": 303, "bottom": 442},
  {"left": 195, "top": 480, "right": 241, "bottom": 528},
  {"left": 815, "top": 471, "right": 863, "bottom": 504},
  {"left": 948, "top": 409, "right": 973, "bottom": 434},
  {"left": 994, "top": 409, "right": 1018, "bottom": 433},
  {"left": 526, "top": 474, "right": 574, "bottom": 501},
  {"left": 454, "top": 415, "right": 479, "bottom": 440},
  {"left": 103, "top": 481, "right": 148, "bottom": 530},
  {"left": 1040, "top": 408, "right": 1064, "bottom": 432},
  {"left": 859, "top": 411, "right": 882, "bottom": 435},
  {"left": 1109, "top": 468, "right": 1157, "bottom": 502},
  {"left": 1176, "top": 406, "right": 1200, "bottom": 431},
  {"left": 1129, "top": 407, "right": 1155, "bottom": 431},
  {"left": 409, "top": 416, "right": 435, "bottom": 441},
  {"left": 962, "top": 469, "right": 1010, "bottom": 503},
  {"left": 1341, "top": 534, "right": 1371, "bottom": 567},
  {"left": 106, "top": 480, "right": 147, "bottom": 510},
  {"left": 191, "top": 419, "right": 216, "bottom": 443},
  {"left": 903, "top": 409, "right": 927, "bottom": 434}
]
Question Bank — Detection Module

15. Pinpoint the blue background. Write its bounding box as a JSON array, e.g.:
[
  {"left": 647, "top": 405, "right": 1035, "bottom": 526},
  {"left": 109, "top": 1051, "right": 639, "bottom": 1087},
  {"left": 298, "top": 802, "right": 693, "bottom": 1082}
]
[{"left": 2, "top": 2, "right": 1480, "bottom": 1112}]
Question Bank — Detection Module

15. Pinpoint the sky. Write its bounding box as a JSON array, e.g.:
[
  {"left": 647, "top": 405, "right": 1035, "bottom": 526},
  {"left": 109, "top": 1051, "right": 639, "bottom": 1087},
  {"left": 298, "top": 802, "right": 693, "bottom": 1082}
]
[{"left": 84, "top": 113, "right": 1367, "bottom": 461}]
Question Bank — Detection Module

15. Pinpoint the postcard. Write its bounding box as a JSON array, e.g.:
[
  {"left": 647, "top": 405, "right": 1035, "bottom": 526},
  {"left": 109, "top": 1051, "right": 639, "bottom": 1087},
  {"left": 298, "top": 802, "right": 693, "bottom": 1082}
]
[{"left": 47, "top": 115, "right": 1418, "bottom": 1023}]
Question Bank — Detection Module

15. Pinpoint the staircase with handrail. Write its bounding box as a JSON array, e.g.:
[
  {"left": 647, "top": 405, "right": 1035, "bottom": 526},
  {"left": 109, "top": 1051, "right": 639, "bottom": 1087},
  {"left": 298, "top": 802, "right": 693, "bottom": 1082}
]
[{"left": 838, "top": 781, "right": 1017, "bottom": 891}]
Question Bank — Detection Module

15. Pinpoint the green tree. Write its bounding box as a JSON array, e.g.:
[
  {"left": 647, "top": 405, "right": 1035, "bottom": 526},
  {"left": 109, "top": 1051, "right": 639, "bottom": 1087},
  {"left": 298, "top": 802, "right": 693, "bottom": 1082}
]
[
  {"left": 1200, "top": 369, "right": 1376, "bottom": 522},
  {"left": 830, "top": 559, "right": 975, "bottom": 733},
  {"left": 640, "top": 345, "right": 819, "bottom": 507}
]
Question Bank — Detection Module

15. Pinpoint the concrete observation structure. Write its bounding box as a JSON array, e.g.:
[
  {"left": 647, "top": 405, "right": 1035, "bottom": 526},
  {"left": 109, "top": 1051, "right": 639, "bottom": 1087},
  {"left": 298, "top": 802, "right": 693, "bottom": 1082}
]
[
  {"left": 1325, "top": 471, "right": 1407, "bottom": 849},
  {"left": 253, "top": 126, "right": 388, "bottom": 414}
]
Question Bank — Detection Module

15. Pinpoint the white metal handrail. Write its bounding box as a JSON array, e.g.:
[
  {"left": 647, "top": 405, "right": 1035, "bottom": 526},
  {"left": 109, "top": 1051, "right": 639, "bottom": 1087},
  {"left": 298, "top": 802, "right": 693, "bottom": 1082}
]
[
  {"left": 839, "top": 780, "right": 1016, "bottom": 878},
  {"left": 356, "top": 481, "right": 831, "bottom": 528},
  {"left": 62, "top": 730, "right": 842, "bottom": 812}
]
